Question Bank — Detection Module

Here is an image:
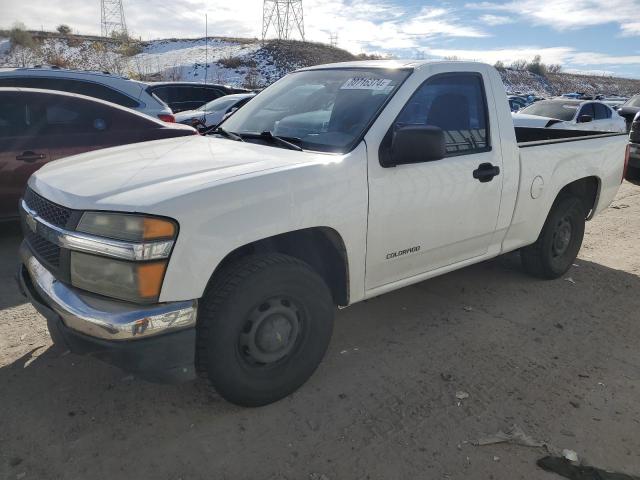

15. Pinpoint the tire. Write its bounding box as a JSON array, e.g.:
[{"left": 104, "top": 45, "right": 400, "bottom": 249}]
[
  {"left": 520, "top": 195, "right": 586, "bottom": 279},
  {"left": 197, "top": 253, "right": 335, "bottom": 407},
  {"left": 625, "top": 165, "right": 640, "bottom": 186}
]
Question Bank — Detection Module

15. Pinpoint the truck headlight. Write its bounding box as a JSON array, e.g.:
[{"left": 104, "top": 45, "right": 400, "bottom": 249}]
[
  {"left": 70, "top": 213, "right": 178, "bottom": 303},
  {"left": 71, "top": 252, "right": 167, "bottom": 303},
  {"left": 77, "top": 212, "right": 176, "bottom": 242}
]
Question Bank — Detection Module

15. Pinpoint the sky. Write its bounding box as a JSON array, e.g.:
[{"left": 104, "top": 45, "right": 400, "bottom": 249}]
[{"left": 3, "top": 0, "right": 640, "bottom": 77}]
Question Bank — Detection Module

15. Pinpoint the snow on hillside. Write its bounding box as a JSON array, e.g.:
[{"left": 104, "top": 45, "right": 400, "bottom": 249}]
[
  {"left": 1, "top": 33, "right": 640, "bottom": 96},
  {"left": 0, "top": 35, "right": 354, "bottom": 88}
]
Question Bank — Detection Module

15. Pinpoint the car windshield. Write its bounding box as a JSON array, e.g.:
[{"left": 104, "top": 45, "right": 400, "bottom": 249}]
[
  {"left": 220, "top": 68, "right": 411, "bottom": 153},
  {"left": 623, "top": 95, "right": 640, "bottom": 108},
  {"left": 519, "top": 101, "right": 578, "bottom": 121},
  {"left": 197, "top": 96, "right": 243, "bottom": 112}
]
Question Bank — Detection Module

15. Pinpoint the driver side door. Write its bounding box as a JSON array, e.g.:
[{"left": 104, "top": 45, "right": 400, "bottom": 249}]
[{"left": 365, "top": 72, "right": 504, "bottom": 290}]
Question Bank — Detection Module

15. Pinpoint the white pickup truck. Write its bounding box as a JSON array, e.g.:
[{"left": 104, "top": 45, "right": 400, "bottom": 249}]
[{"left": 18, "top": 60, "right": 628, "bottom": 407}]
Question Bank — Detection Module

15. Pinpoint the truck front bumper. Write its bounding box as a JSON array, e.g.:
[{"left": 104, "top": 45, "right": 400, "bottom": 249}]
[{"left": 17, "top": 252, "right": 198, "bottom": 383}]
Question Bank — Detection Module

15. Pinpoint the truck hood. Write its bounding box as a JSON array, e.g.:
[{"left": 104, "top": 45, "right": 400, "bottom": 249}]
[
  {"left": 30, "top": 135, "right": 323, "bottom": 210},
  {"left": 512, "top": 113, "right": 565, "bottom": 128}
]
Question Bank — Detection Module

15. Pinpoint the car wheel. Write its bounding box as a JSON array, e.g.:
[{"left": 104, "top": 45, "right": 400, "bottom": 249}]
[
  {"left": 197, "top": 253, "right": 335, "bottom": 407},
  {"left": 521, "top": 195, "right": 586, "bottom": 279}
]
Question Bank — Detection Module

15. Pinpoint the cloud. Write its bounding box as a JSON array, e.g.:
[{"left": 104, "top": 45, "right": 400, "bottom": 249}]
[
  {"left": 467, "top": 0, "right": 640, "bottom": 36},
  {"left": 479, "top": 14, "right": 513, "bottom": 26},
  {"left": 1, "top": 0, "right": 488, "bottom": 53},
  {"left": 422, "top": 45, "right": 640, "bottom": 68}
]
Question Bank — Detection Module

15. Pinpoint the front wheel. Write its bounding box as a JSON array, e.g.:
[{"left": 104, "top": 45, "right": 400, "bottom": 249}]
[
  {"left": 521, "top": 196, "right": 586, "bottom": 279},
  {"left": 197, "top": 253, "right": 335, "bottom": 407}
]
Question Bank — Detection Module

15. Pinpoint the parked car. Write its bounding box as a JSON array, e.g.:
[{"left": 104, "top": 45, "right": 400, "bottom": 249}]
[
  {"left": 175, "top": 93, "right": 255, "bottom": 127},
  {"left": 513, "top": 99, "right": 626, "bottom": 132},
  {"left": 625, "top": 110, "right": 640, "bottom": 185},
  {"left": 146, "top": 82, "right": 250, "bottom": 113},
  {"left": 615, "top": 94, "right": 640, "bottom": 131},
  {"left": 508, "top": 95, "right": 529, "bottom": 112},
  {"left": 0, "top": 67, "right": 176, "bottom": 122},
  {"left": 0, "top": 87, "right": 196, "bottom": 219},
  {"left": 18, "top": 61, "right": 627, "bottom": 407}
]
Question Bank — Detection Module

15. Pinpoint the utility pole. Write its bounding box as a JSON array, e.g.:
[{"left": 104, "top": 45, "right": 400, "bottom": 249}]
[
  {"left": 101, "top": 0, "right": 128, "bottom": 38},
  {"left": 205, "top": 13, "right": 208, "bottom": 84},
  {"left": 262, "top": 0, "right": 305, "bottom": 42}
]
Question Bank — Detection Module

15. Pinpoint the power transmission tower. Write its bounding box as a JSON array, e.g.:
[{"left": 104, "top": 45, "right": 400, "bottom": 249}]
[
  {"left": 101, "top": 0, "right": 128, "bottom": 38},
  {"left": 262, "top": 0, "right": 305, "bottom": 42},
  {"left": 329, "top": 32, "right": 338, "bottom": 48}
]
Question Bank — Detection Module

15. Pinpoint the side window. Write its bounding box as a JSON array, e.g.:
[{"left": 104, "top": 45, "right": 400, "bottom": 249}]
[
  {"left": 32, "top": 96, "right": 114, "bottom": 134},
  {"left": 579, "top": 103, "right": 595, "bottom": 119},
  {"left": 394, "top": 73, "right": 489, "bottom": 156},
  {"left": 0, "top": 95, "right": 29, "bottom": 137},
  {"left": 203, "top": 87, "right": 224, "bottom": 102},
  {"left": 0, "top": 77, "right": 139, "bottom": 108},
  {"left": 594, "top": 103, "right": 611, "bottom": 120}
]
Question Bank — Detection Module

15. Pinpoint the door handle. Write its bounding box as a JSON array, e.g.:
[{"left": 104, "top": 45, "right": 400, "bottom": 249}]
[
  {"left": 473, "top": 163, "right": 500, "bottom": 183},
  {"left": 16, "top": 151, "right": 46, "bottom": 163}
]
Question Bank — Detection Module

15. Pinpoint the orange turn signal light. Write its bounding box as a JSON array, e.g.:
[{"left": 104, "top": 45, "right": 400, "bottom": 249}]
[
  {"left": 137, "top": 261, "right": 167, "bottom": 298},
  {"left": 142, "top": 218, "right": 176, "bottom": 240}
]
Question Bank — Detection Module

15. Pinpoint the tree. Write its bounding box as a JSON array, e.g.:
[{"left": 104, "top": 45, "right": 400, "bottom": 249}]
[
  {"left": 494, "top": 60, "right": 506, "bottom": 71},
  {"left": 56, "top": 24, "right": 71, "bottom": 35},
  {"left": 9, "top": 23, "right": 35, "bottom": 49},
  {"left": 547, "top": 64, "right": 562, "bottom": 74},
  {"left": 510, "top": 59, "right": 527, "bottom": 71},
  {"left": 526, "top": 55, "right": 547, "bottom": 76}
]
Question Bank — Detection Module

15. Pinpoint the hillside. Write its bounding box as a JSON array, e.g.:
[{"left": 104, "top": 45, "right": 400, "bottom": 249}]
[{"left": 1, "top": 31, "right": 640, "bottom": 96}]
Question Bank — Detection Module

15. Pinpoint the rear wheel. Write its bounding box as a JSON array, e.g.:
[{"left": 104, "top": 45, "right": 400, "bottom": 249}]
[
  {"left": 197, "top": 253, "right": 335, "bottom": 407},
  {"left": 521, "top": 196, "right": 586, "bottom": 279},
  {"left": 625, "top": 165, "right": 640, "bottom": 186}
]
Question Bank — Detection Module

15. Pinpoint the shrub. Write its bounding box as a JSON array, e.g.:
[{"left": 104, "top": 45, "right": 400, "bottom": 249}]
[
  {"left": 56, "top": 24, "right": 71, "bottom": 35},
  {"left": 494, "top": 60, "right": 505, "bottom": 71},
  {"left": 218, "top": 55, "right": 256, "bottom": 69},
  {"left": 526, "top": 55, "right": 547, "bottom": 76},
  {"left": 9, "top": 23, "right": 35, "bottom": 49}
]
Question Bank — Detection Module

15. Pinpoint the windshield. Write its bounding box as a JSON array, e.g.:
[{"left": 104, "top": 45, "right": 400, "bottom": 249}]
[
  {"left": 198, "top": 96, "right": 243, "bottom": 112},
  {"left": 519, "top": 101, "right": 578, "bottom": 121},
  {"left": 221, "top": 68, "right": 411, "bottom": 153},
  {"left": 623, "top": 95, "right": 640, "bottom": 108}
]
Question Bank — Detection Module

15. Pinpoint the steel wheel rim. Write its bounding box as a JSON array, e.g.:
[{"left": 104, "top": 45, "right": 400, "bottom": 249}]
[
  {"left": 552, "top": 216, "right": 573, "bottom": 257},
  {"left": 239, "top": 296, "right": 302, "bottom": 366}
]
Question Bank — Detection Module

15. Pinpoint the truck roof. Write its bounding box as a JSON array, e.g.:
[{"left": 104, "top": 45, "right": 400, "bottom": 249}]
[{"left": 298, "top": 59, "right": 486, "bottom": 72}]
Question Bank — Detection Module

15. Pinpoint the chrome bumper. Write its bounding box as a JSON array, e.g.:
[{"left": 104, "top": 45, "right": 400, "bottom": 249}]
[{"left": 23, "top": 253, "right": 197, "bottom": 341}]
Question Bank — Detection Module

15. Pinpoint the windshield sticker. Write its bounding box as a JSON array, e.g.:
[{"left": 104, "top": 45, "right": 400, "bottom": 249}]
[{"left": 341, "top": 78, "right": 393, "bottom": 90}]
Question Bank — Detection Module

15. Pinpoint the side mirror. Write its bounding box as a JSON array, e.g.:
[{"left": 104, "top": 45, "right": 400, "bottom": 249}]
[
  {"left": 578, "top": 114, "right": 593, "bottom": 123},
  {"left": 385, "top": 126, "right": 446, "bottom": 167}
]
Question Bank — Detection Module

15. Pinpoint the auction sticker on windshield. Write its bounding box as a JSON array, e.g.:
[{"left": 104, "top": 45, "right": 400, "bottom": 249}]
[{"left": 341, "top": 78, "right": 393, "bottom": 90}]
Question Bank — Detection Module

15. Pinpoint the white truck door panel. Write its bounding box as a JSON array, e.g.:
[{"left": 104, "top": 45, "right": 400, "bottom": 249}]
[{"left": 365, "top": 71, "right": 503, "bottom": 290}]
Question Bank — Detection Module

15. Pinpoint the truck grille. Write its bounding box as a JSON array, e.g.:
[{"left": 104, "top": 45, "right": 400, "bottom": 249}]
[
  {"left": 26, "top": 231, "right": 60, "bottom": 267},
  {"left": 23, "top": 187, "right": 72, "bottom": 228}
]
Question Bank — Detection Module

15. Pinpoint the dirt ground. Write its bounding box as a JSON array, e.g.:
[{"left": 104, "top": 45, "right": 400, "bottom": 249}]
[{"left": 1, "top": 183, "right": 639, "bottom": 480}]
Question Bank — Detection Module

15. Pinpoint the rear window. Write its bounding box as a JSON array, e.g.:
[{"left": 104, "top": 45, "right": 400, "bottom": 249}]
[
  {"left": 0, "top": 77, "right": 140, "bottom": 108},
  {"left": 520, "top": 101, "right": 577, "bottom": 121}
]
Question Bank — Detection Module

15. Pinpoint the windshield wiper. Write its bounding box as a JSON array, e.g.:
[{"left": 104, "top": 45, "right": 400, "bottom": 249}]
[
  {"left": 210, "top": 126, "right": 244, "bottom": 142},
  {"left": 239, "top": 131, "right": 303, "bottom": 151}
]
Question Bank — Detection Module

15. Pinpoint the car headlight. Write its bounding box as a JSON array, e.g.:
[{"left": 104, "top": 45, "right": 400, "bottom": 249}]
[{"left": 71, "top": 213, "right": 178, "bottom": 303}]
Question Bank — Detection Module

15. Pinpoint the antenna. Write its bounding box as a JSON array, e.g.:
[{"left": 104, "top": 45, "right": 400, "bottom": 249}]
[
  {"left": 101, "top": 0, "right": 128, "bottom": 38},
  {"left": 262, "top": 0, "right": 305, "bottom": 42}
]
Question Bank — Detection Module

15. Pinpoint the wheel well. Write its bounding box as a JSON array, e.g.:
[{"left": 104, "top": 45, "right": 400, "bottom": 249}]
[
  {"left": 212, "top": 227, "right": 349, "bottom": 306},
  {"left": 557, "top": 176, "right": 600, "bottom": 218}
]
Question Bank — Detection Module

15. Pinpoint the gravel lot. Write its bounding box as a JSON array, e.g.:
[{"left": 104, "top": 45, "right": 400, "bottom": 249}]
[{"left": 1, "top": 183, "right": 640, "bottom": 480}]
